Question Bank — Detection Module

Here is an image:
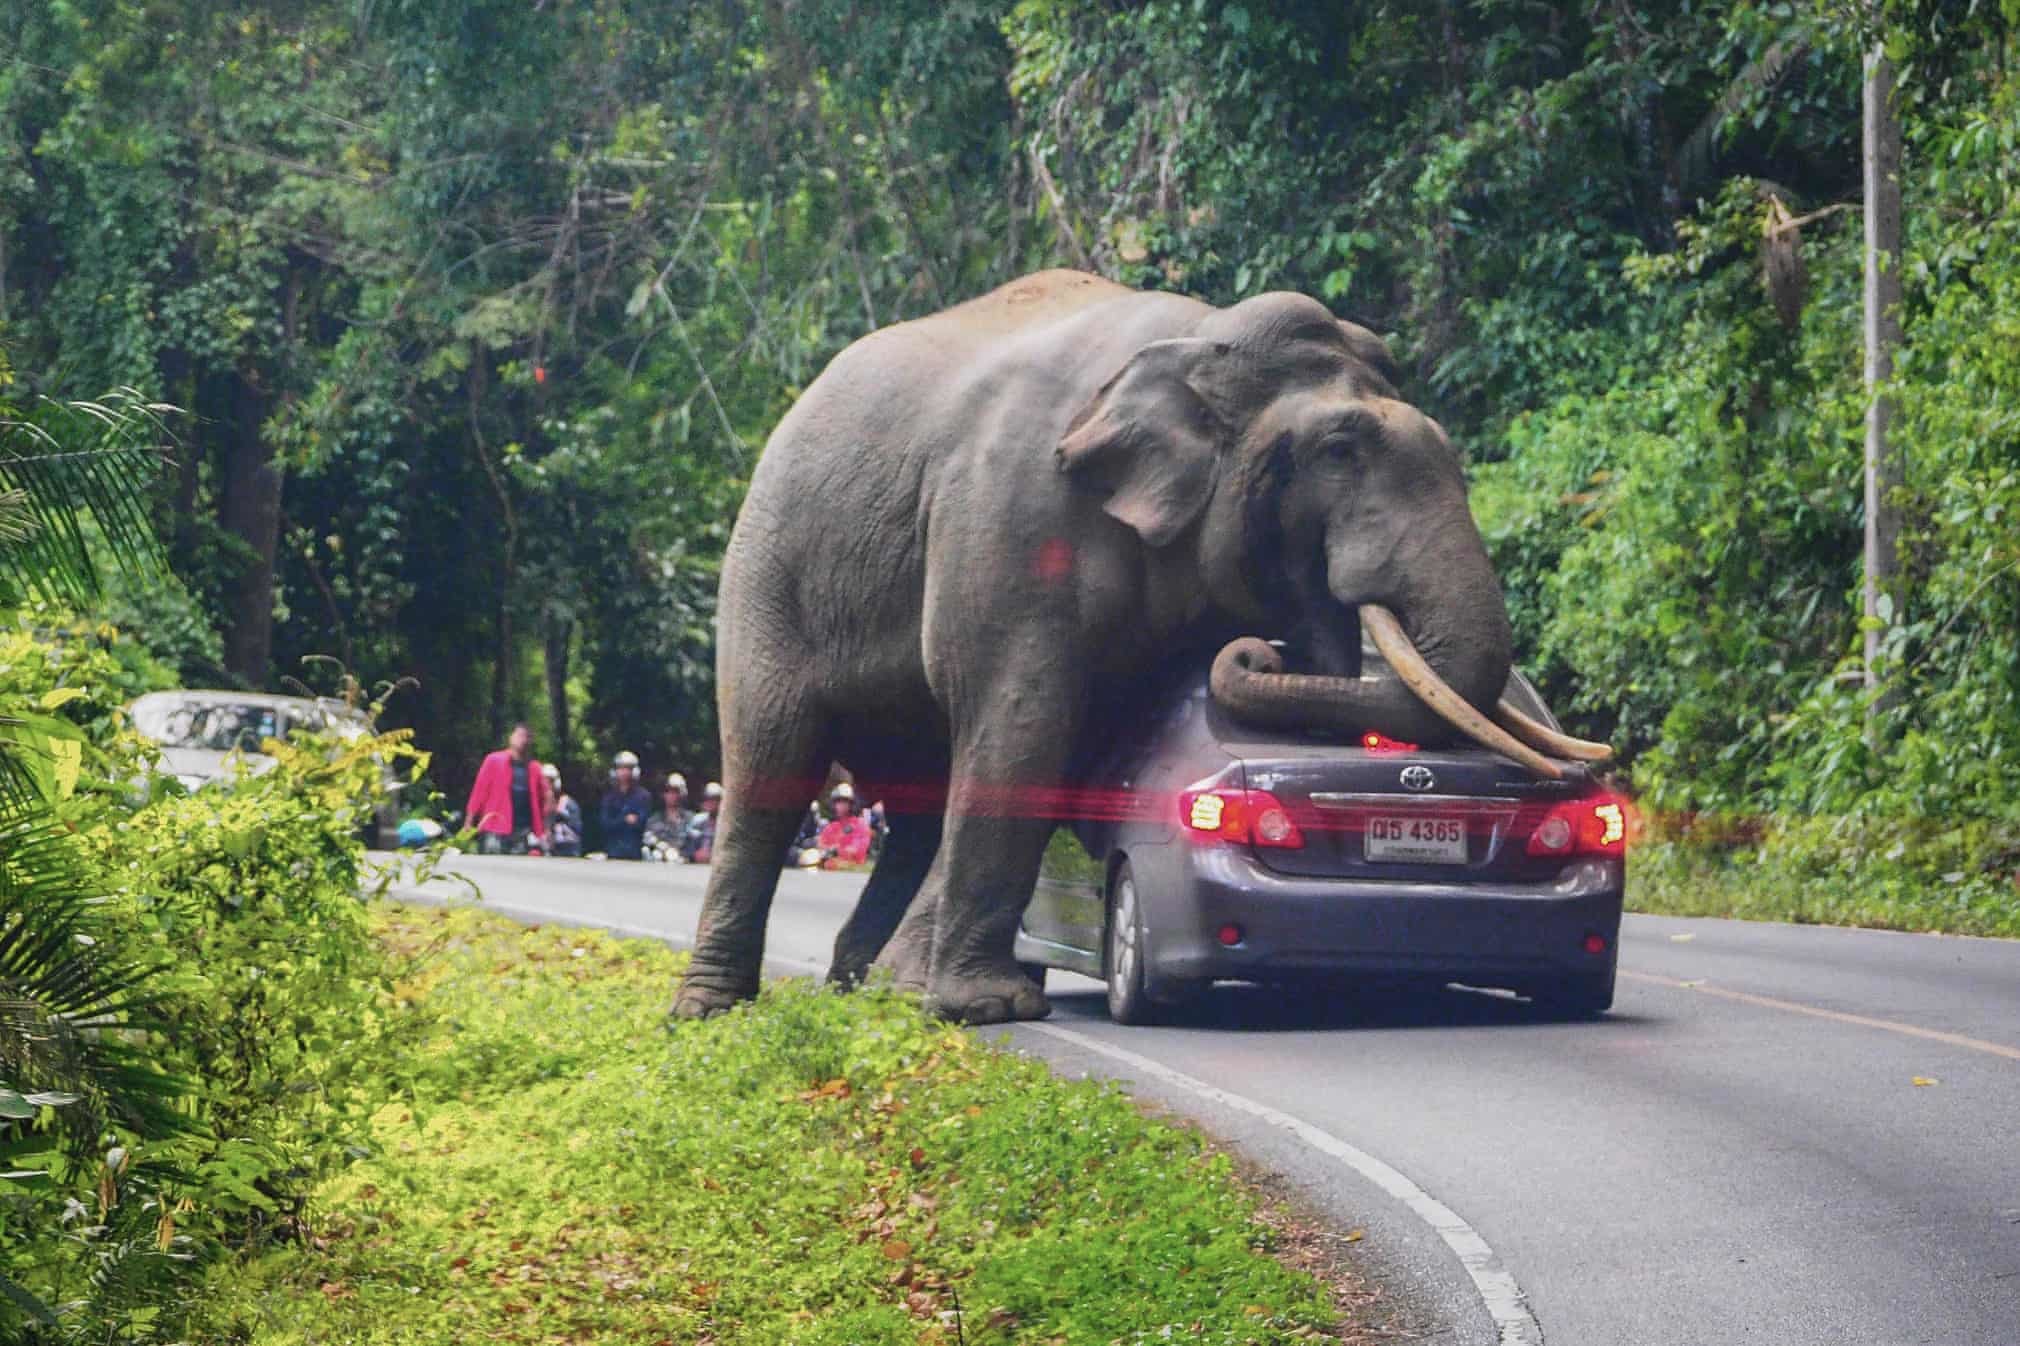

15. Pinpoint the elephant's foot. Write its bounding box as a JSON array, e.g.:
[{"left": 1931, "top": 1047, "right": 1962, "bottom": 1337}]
[
  {"left": 926, "top": 967, "right": 1052, "bottom": 1025},
  {"left": 870, "top": 926, "right": 934, "bottom": 997},
  {"left": 825, "top": 953, "right": 873, "bottom": 990},
  {"left": 671, "top": 968, "right": 758, "bottom": 1020}
]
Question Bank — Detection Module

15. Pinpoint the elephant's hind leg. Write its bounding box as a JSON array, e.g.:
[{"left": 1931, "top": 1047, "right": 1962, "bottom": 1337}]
[
  {"left": 828, "top": 810, "right": 943, "bottom": 989},
  {"left": 673, "top": 703, "right": 825, "bottom": 1019}
]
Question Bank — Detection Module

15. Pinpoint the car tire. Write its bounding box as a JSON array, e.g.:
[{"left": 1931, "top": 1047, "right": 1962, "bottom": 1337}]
[
  {"left": 1529, "top": 957, "right": 1617, "bottom": 1018},
  {"left": 1104, "top": 861, "right": 1159, "bottom": 1026}
]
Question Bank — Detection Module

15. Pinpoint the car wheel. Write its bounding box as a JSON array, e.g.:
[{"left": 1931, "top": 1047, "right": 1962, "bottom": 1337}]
[
  {"left": 1529, "top": 957, "right": 1617, "bottom": 1018},
  {"left": 1104, "top": 862, "right": 1158, "bottom": 1025}
]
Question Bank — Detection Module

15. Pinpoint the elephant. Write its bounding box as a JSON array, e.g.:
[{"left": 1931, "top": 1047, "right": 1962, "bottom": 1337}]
[{"left": 672, "top": 269, "right": 1605, "bottom": 1026}]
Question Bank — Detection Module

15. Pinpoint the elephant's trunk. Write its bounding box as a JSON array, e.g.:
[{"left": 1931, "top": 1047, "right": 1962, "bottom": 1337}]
[{"left": 1210, "top": 606, "right": 1604, "bottom": 779}]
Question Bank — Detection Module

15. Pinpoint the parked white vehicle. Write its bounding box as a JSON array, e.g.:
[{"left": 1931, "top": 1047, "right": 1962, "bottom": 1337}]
[{"left": 127, "top": 689, "right": 400, "bottom": 844}]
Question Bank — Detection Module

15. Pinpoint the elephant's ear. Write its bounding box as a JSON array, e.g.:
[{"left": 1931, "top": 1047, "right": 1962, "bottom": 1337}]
[{"left": 1055, "top": 338, "right": 1231, "bottom": 549}]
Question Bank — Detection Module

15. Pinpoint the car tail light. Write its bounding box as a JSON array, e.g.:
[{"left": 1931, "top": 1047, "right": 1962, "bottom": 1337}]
[
  {"left": 1360, "top": 731, "right": 1419, "bottom": 754},
  {"left": 1179, "top": 787, "right": 1305, "bottom": 849},
  {"left": 1527, "top": 794, "right": 1631, "bottom": 857}
]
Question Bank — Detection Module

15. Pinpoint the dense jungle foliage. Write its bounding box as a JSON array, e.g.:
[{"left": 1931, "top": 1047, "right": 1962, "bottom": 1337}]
[{"left": 3, "top": 1, "right": 2017, "bottom": 922}]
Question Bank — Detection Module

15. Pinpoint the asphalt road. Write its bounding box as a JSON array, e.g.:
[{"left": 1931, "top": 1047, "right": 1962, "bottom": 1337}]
[{"left": 382, "top": 854, "right": 2020, "bottom": 1346}]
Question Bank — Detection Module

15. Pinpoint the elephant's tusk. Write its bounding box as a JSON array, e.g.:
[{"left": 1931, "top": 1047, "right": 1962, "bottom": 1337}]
[
  {"left": 1360, "top": 605, "right": 1570, "bottom": 780},
  {"left": 1492, "top": 699, "right": 1615, "bottom": 763}
]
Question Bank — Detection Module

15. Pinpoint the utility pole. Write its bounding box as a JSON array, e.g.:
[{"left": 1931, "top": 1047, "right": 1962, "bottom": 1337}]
[{"left": 1861, "top": 42, "right": 1904, "bottom": 726}]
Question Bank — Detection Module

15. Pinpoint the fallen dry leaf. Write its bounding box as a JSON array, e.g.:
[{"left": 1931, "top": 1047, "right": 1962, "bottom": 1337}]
[
  {"left": 1912, "top": 1076, "right": 1939, "bottom": 1087},
  {"left": 1669, "top": 932, "right": 1695, "bottom": 942},
  {"left": 1343, "top": 1229, "right": 1365, "bottom": 1243},
  {"left": 881, "top": 1237, "right": 912, "bottom": 1260}
]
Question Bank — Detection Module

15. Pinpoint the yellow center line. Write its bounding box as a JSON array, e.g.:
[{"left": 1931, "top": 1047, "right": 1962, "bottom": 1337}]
[{"left": 1620, "top": 969, "right": 2020, "bottom": 1063}]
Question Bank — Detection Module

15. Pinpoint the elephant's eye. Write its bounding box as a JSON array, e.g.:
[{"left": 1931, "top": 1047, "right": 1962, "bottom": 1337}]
[{"left": 1321, "top": 435, "right": 1357, "bottom": 462}]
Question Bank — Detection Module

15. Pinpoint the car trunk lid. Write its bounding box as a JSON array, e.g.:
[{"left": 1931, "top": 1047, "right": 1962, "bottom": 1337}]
[{"left": 1236, "top": 748, "right": 1598, "bottom": 881}]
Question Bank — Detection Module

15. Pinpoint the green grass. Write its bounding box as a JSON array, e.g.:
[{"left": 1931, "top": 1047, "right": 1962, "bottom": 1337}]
[
  {"left": 1629, "top": 839, "right": 2020, "bottom": 938},
  {"left": 196, "top": 906, "right": 1352, "bottom": 1344}
]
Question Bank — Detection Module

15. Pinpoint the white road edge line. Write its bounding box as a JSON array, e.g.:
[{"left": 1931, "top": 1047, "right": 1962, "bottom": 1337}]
[{"left": 1022, "top": 1020, "right": 1543, "bottom": 1346}]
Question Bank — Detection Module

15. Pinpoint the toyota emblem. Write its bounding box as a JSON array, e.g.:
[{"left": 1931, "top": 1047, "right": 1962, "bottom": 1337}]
[{"left": 1399, "top": 765, "right": 1437, "bottom": 793}]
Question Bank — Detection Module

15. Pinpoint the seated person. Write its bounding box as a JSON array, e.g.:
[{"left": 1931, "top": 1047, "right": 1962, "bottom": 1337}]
[
  {"left": 599, "top": 750, "right": 652, "bottom": 860},
  {"left": 811, "top": 782, "right": 875, "bottom": 869},
  {"left": 679, "top": 782, "right": 723, "bottom": 863},
  {"left": 544, "top": 763, "right": 583, "bottom": 858},
  {"left": 644, "top": 773, "right": 692, "bottom": 861},
  {"left": 789, "top": 802, "right": 823, "bottom": 864}
]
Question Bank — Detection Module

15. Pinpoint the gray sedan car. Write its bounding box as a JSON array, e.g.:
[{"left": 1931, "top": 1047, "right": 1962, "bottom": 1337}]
[{"left": 1014, "top": 648, "right": 1628, "bottom": 1024}]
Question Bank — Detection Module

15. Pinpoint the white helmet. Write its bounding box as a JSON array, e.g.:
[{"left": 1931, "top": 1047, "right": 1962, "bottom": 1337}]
[
  {"left": 829, "top": 781, "right": 855, "bottom": 801},
  {"left": 542, "top": 763, "right": 561, "bottom": 782},
  {"left": 612, "top": 750, "right": 639, "bottom": 769},
  {"left": 702, "top": 781, "right": 724, "bottom": 799},
  {"left": 665, "top": 772, "right": 688, "bottom": 792}
]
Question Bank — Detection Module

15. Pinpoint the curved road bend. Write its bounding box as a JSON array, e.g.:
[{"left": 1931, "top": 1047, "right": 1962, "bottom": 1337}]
[{"left": 382, "top": 855, "right": 2020, "bottom": 1346}]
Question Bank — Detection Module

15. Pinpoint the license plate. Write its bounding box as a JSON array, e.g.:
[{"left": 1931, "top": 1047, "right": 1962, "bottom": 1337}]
[{"left": 1365, "top": 815, "right": 1467, "bottom": 864}]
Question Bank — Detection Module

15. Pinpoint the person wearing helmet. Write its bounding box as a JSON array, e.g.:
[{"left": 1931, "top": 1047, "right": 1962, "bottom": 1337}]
[
  {"left": 643, "top": 772, "right": 692, "bottom": 862},
  {"left": 599, "top": 750, "right": 652, "bottom": 860},
  {"left": 678, "top": 781, "right": 723, "bottom": 863},
  {"left": 544, "top": 763, "right": 583, "bottom": 857},
  {"left": 812, "top": 781, "right": 874, "bottom": 869}
]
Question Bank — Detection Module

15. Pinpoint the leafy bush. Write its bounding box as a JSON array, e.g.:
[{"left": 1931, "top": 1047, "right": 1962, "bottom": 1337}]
[{"left": 0, "top": 618, "right": 431, "bottom": 1342}]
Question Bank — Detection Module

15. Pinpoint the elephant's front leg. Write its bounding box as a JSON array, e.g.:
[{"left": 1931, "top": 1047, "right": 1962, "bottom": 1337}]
[
  {"left": 904, "top": 684, "right": 1075, "bottom": 1024},
  {"left": 918, "top": 802, "right": 1057, "bottom": 1024}
]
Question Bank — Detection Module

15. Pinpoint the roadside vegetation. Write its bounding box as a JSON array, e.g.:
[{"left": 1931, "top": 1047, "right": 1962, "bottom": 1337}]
[
  {"left": 201, "top": 906, "right": 1354, "bottom": 1345},
  {"left": 0, "top": 605, "right": 434, "bottom": 1342},
  {"left": 0, "top": 365, "right": 441, "bottom": 1341}
]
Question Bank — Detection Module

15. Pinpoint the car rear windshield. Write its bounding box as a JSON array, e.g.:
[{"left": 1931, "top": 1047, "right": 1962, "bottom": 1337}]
[{"left": 132, "top": 700, "right": 286, "bottom": 751}]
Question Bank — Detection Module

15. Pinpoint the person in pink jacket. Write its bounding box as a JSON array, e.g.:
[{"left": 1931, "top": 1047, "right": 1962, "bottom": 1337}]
[
  {"left": 465, "top": 722, "right": 546, "bottom": 855},
  {"left": 813, "top": 782, "right": 875, "bottom": 869}
]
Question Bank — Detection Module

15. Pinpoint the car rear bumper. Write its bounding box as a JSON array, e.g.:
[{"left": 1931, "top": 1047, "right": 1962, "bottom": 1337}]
[{"left": 1139, "top": 844, "right": 1623, "bottom": 988}]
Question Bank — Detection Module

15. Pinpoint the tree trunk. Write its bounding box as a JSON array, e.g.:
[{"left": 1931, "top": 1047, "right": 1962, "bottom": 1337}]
[
  {"left": 467, "top": 351, "right": 517, "bottom": 740},
  {"left": 218, "top": 369, "right": 281, "bottom": 685},
  {"left": 545, "top": 615, "right": 572, "bottom": 766},
  {"left": 1862, "top": 45, "right": 1904, "bottom": 726}
]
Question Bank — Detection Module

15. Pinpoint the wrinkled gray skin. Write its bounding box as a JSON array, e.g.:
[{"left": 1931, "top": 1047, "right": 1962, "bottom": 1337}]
[{"left": 672, "top": 270, "right": 1514, "bottom": 1025}]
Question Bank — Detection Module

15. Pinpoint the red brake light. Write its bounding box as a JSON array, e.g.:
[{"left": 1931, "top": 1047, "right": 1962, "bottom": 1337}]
[
  {"left": 1361, "top": 731, "right": 1419, "bottom": 754},
  {"left": 1178, "top": 787, "right": 1304, "bottom": 849},
  {"left": 1527, "top": 794, "right": 1632, "bottom": 857}
]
